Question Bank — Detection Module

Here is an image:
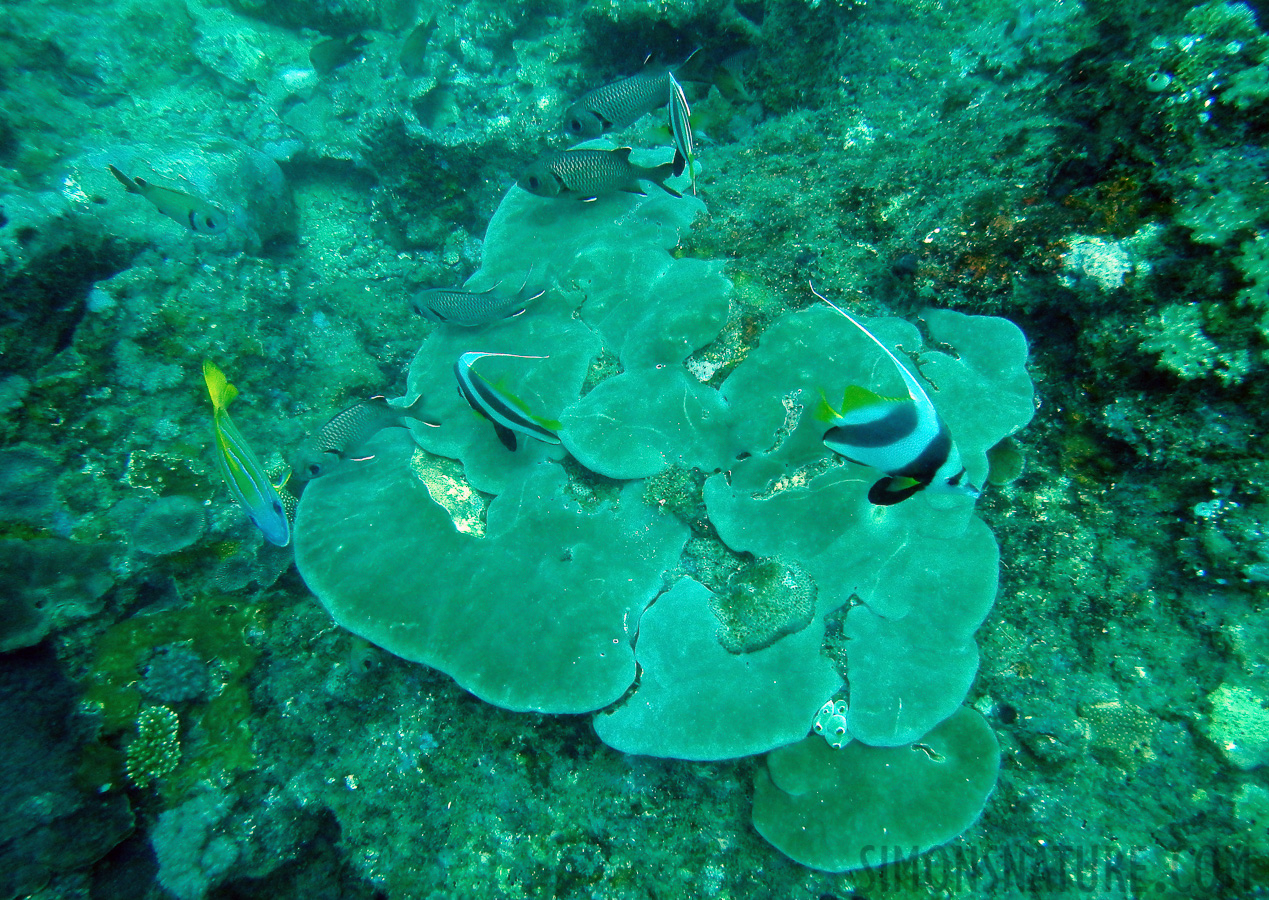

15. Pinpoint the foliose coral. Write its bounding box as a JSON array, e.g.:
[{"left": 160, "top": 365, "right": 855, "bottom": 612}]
[{"left": 295, "top": 157, "right": 1035, "bottom": 867}]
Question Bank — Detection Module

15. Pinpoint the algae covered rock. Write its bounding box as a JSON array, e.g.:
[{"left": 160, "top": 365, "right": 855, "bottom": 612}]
[{"left": 752, "top": 706, "right": 1000, "bottom": 873}]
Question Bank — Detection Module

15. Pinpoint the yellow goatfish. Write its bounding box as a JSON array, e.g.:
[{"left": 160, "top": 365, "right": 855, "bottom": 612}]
[
  {"left": 108, "top": 165, "right": 229, "bottom": 235},
  {"left": 202, "top": 360, "right": 290, "bottom": 546}
]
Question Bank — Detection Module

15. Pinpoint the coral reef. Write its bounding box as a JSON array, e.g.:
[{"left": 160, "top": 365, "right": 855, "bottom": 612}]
[{"left": 2, "top": 0, "right": 1268, "bottom": 894}]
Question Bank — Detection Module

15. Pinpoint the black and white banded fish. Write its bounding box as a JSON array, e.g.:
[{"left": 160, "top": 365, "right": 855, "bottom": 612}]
[
  {"left": 667, "top": 72, "right": 696, "bottom": 195},
  {"left": 454, "top": 351, "right": 561, "bottom": 451},
  {"left": 811, "top": 285, "right": 978, "bottom": 506}
]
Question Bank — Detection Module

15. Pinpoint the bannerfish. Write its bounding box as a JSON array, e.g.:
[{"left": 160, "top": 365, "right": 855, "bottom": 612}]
[
  {"left": 202, "top": 360, "right": 291, "bottom": 546},
  {"left": 411, "top": 274, "right": 546, "bottom": 327},
  {"left": 454, "top": 351, "right": 561, "bottom": 451},
  {"left": 810, "top": 285, "right": 978, "bottom": 506},
  {"left": 290, "top": 395, "right": 440, "bottom": 480},
  {"left": 108, "top": 164, "right": 229, "bottom": 235},
  {"left": 518, "top": 148, "right": 682, "bottom": 202},
  {"left": 667, "top": 72, "right": 696, "bottom": 196}
]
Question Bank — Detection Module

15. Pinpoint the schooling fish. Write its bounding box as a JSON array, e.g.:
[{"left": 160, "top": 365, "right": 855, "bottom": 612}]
[
  {"left": 202, "top": 360, "right": 290, "bottom": 545},
  {"left": 454, "top": 351, "right": 561, "bottom": 451},
  {"left": 518, "top": 147, "right": 681, "bottom": 202},
  {"left": 411, "top": 274, "right": 546, "bottom": 327},
  {"left": 667, "top": 72, "right": 696, "bottom": 196},
  {"left": 562, "top": 65, "right": 676, "bottom": 141},
  {"left": 290, "top": 395, "right": 440, "bottom": 480},
  {"left": 108, "top": 164, "right": 228, "bottom": 235},
  {"left": 560, "top": 50, "right": 704, "bottom": 141},
  {"left": 810, "top": 286, "right": 978, "bottom": 506}
]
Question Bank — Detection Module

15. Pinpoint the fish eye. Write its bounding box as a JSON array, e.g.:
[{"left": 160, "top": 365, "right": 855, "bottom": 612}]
[
  {"left": 206, "top": 216, "right": 219, "bottom": 229},
  {"left": 528, "top": 176, "right": 539, "bottom": 189},
  {"left": 307, "top": 463, "right": 322, "bottom": 477},
  {"left": 568, "top": 119, "right": 582, "bottom": 133}
]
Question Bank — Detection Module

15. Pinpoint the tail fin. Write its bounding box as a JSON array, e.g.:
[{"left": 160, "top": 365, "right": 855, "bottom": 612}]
[
  {"left": 650, "top": 161, "right": 683, "bottom": 198},
  {"left": 401, "top": 394, "right": 441, "bottom": 428},
  {"left": 202, "top": 360, "right": 239, "bottom": 411},
  {"left": 107, "top": 164, "right": 142, "bottom": 195}
]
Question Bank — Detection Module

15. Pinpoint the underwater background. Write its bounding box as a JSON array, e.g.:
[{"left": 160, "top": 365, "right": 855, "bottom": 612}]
[{"left": 1, "top": 0, "right": 1268, "bottom": 897}]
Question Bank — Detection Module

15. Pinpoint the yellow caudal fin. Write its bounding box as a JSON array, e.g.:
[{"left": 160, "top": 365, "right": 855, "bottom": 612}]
[{"left": 202, "top": 359, "right": 239, "bottom": 411}]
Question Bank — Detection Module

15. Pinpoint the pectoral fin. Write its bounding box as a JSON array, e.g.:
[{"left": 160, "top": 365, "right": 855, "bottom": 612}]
[{"left": 494, "top": 422, "right": 518, "bottom": 451}]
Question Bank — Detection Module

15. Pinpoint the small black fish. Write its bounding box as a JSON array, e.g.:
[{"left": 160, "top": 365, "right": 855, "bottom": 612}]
[{"left": 310, "top": 34, "right": 371, "bottom": 75}]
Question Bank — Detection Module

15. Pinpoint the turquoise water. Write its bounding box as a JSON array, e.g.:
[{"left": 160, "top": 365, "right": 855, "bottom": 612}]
[{"left": 1, "top": 0, "right": 1266, "bottom": 897}]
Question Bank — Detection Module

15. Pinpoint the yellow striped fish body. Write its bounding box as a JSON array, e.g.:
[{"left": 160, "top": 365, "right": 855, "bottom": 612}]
[
  {"left": 667, "top": 72, "right": 696, "bottom": 195},
  {"left": 813, "top": 292, "right": 978, "bottom": 506},
  {"left": 562, "top": 66, "right": 675, "bottom": 141},
  {"left": 454, "top": 352, "right": 560, "bottom": 451},
  {"left": 202, "top": 360, "right": 290, "bottom": 545},
  {"left": 517, "top": 148, "right": 681, "bottom": 202},
  {"left": 109, "top": 165, "right": 228, "bottom": 235}
]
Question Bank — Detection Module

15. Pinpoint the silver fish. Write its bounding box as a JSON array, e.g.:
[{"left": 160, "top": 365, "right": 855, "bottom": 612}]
[
  {"left": 410, "top": 274, "right": 545, "bottom": 327},
  {"left": 518, "top": 148, "right": 681, "bottom": 202},
  {"left": 108, "top": 164, "right": 228, "bottom": 235},
  {"left": 562, "top": 66, "right": 675, "bottom": 141},
  {"left": 811, "top": 285, "right": 978, "bottom": 506},
  {"left": 291, "top": 395, "right": 439, "bottom": 480},
  {"left": 561, "top": 50, "right": 704, "bottom": 141}
]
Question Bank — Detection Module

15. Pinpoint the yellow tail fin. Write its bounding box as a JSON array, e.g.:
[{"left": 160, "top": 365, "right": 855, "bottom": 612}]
[{"left": 202, "top": 359, "right": 239, "bottom": 410}]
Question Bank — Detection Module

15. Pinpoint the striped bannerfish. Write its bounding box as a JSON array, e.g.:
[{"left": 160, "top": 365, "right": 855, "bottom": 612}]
[
  {"left": 667, "top": 72, "right": 696, "bottom": 195},
  {"left": 202, "top": 360, "right": 291, "bottom": 545},
  {"left": 290, "top": 395, "right": 439, "bottom": 480},
  {"left": 810, "top": 286, "right": 979, "bottom": 506},
  {"left": 518, "top": 147, "right": 681, "bottom": 202},
  {"left": 109, "top": 165, "right": 228, "bottom": 235},
  {"left": 454, "top": 351, "right": 561, "bottom": 451}
]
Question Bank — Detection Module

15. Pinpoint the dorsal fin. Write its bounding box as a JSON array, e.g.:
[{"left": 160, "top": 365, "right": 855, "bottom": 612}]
[{"left": 809, "top": 282, "right": 934, "bottom": 411}]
